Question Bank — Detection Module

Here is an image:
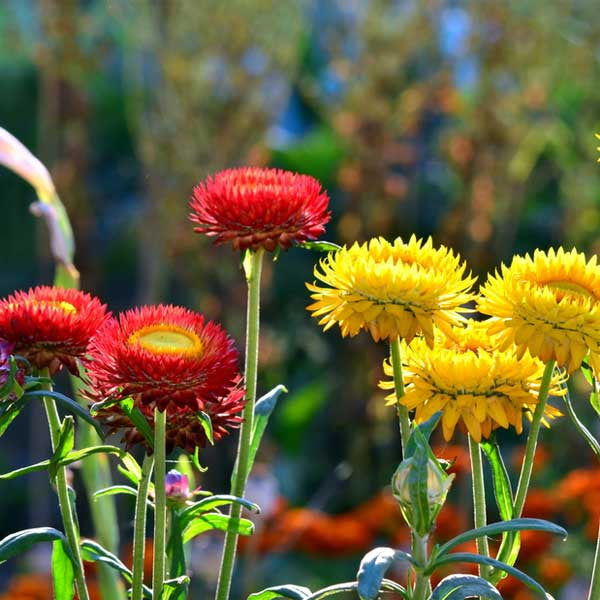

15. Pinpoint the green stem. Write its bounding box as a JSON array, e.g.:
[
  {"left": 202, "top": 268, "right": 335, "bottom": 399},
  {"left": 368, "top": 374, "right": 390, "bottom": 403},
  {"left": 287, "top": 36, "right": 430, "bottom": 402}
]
[
  {"left": 513, "top": 360, "right": 555, "bottom": 517},
  {"left": 468, "top": 434, "right": 490, "bottom": 579},
  {"left": 589, "top": 519, "right": 600, "bottom": 600},
  {"left": 390, "top": 337, "right": 410, "bottom": 457},
  {"left": 152, "top": 408, "right": 167, "bottom": 600},
  {"left": 411, "top": 533, "right": 430, "bottom": 600},
  {"left": 215, "top": 248, "right": 264, "bottom": 600},
  {"left": 132, "top": 453, "right": 154, "bottom": 600},
  {"left": 41, "top": 373, "right": 90, "bottom": 600}
]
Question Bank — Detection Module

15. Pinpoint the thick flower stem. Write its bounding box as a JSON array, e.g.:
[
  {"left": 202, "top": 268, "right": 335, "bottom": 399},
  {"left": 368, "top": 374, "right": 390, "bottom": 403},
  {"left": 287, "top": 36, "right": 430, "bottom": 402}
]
[
  {"left": 390, "top": 337, "right": 410, "bottom": 457},
  {"left": 468, "top": 434, "right": 490, "bottom": 579},
  {"left": 215, "top": 248, "right": 264, "bottom": 600},
  {"left": 152, "top": 408, "right": 167, "bottom": 600},
  {"left": 41, "top": 374, "right": 90, "bottom": 600},
  {"left": 412, "top": 533, "right": 430, "bottom": 600},
  {"left": 513, "top": 360, "right": 555, "bottom": 517},
  {"left": 589, "top": 520, "right": 600, "bottom": 600},
  {"left": 132, "top": 453, "right": 154, "bottom": 600}
]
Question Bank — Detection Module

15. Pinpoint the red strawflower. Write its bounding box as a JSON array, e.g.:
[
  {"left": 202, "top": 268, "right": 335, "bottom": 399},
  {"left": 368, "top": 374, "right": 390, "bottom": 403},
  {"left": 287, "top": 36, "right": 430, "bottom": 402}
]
[
  {"left": 189, "top": 167, "right": 331, "bottom": 252},
  {"left": 85, "top": 304, "right": 245, "bottom": 452},
  {"left": 0, "top": 286, "right": 108, "bottom": 375}
]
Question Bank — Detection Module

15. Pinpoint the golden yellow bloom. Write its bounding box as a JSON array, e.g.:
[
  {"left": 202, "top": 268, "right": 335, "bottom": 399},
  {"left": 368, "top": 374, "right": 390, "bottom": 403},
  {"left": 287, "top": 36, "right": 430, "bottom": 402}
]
[
  {"left": 478, "top": 247, "right": 600, "bottom": 374},
  {"left": 306, "top": 236, "right": 475, "bottom": 344},
  {"left": 380, "top": 322, "right": 564, "bottom": 442}
]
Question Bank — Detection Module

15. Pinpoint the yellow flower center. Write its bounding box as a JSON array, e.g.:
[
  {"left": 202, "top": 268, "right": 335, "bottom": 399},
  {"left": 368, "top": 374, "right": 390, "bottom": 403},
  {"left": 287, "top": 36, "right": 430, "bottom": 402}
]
[
  {"left": 14, "top": 300, "right": 77, "bottom": 314},
  {"left": 128, "top": 324, "right": 203, "bottom": 357},
  {"left": 545, "top": 280, "right": 595, "bottom": 301}
]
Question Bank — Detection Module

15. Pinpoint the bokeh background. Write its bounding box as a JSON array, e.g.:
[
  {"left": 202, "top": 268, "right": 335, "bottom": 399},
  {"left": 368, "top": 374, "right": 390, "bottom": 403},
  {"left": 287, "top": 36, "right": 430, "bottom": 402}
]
[{"left": 1, "top": 1, "right": 600, "bottom": 598}]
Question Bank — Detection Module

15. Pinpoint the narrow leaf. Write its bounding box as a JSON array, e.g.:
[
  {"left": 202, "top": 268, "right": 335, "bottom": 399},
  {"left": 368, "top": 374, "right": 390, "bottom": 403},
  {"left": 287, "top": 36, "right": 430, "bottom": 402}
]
[
  {"left": 356, "top": 547, "right": 414, "bottom": 600},
  {"left": 179, "top": 495, "right": 260, "bottom": 529},
  {"left": 182, "top": 513, "right": 254, "bottom": 543},
  {"left": 247, "top": 585, "right": 312, "bottom": 600},
  {"left": 297, "top": 240, "right": 342, "bottom": 253},
  {"left": 52, "top": 540, "right": 75, "bottom": 600},
  {"left": 24, "top": 390, "right": 103, "bottom": 436},
  {"left": 80, "top": 539, "right": 133, "bottom": 584},
  {"left": 162, "top": 576, "right": 191, "bottom": 600},
  {"left": 430, "top": 553, "right": 551, "bottom": 598},
  {"left": 0, "top": 398, "right": 28, "bottom": 438},
  {"left": 436, "top": 519, "right": 566, "bottom": 558},
  {"left": 0, "top": 527, "right": 73, "bottom": 564},
  {"left": 120, "top": 398, "right": 154, "bottom": 448},
  {"left": 166, "top": 514, "right": 187, "bottom": 599},
  {"left": 430, "top": 575, "right": 503, "bottom": 600},
  {"left": 563, "top": 389, "right": 600, "bottom": 460},
  {"left": 404, "top": 412, "right": 442, "bottom": 458},
  {"left": 197, "top": 411, "right": 214, "bottom": 445}
]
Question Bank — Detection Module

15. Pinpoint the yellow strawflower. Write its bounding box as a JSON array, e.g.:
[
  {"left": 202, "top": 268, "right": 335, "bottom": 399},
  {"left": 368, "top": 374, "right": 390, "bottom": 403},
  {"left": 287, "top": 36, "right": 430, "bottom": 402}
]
[
  {"left": 306, "top": 236, "right": 475, "bottom": 344},
  {"left": 379, "top": 321, "right": 564, "bottom": 442},
  {"left": 478, "top": 247, "right": 600, "bottom": 374}
]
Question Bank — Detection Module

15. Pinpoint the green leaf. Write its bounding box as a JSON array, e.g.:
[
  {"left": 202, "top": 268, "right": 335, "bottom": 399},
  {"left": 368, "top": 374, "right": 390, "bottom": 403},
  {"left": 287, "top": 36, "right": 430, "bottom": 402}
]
[
  {"left": 0, "top": 527, "right": 73, "bottom": 564},
  {"left": 247, "top": 585, "right": 312, "bottom": 600},
  {"left": 166, "top": 515, "right": 187, "bottom": 600},
  {"left": 197, "top": 411, "right": 214, "bottom": 445},
  {"left": 430, "top": 575, "right": 503, "bottom": 600},
  {"left": 80, "top": 539, "right": 144, "bottom": 590},
  {"left": 581, "top": 358, "right": 594, "bottom": 385},
  {"left": 296, "top": 241, "right": 342, "bottom": 253},
  {"left": 436, "top": 519, "right": 566, "bottom": 558},
  {"left": 118, "top": 452, "right": 143, "bottom": 485},
  {"left": 404, "top": 412, "right": 442, "bottom": 458},
  {"left": 356, "top": 547, "right": 414, "bottom": 600},
  {"left": 562, "top": 389, "right": 600, "bottom": 460},
  {"left": 93, "top": 485, "right": 154, "bottom": 508},
  {"left": 162, "top": 576, "right": 190, "bottom": 600},
  {"left": 55, "top": 417, "right": 75, "bottom": 459},
  {"left": 191, "top": 446, "right": 208, "bottom": 473},
  {"left": 248, "top": 385, "right": 287, "bottom": 471},
  {"left": 0, "top": 445, "right": 124, "bottom": 480},
  {"left": 409, "top": 430, "right": 432, "bottom": 535},
  {"left": 52, "top": 539, "right": 75, "bottom": 600},
  {"left": 120, "top": 398, "right": 154, "bottom": 448},
  {"left": 480, "top": 439, "right": 520, "bottom": 582},
  {"left": 24, "top": 390, "right": 103, "bottom": 436},
  {"left": 305, "top": 580, "right": 406, "bottom": 600},
  {"left": 182, "top": 513, "right": 254, "bottom": 543},
  {"left": 429, "top": 553, "right": 552, "bottom": 598},
  {"left": 0, "top": 397, "right": 28, "bottom": 438},
  {"left": 180, "top": 495, "right": 260, "bottom": 529}
]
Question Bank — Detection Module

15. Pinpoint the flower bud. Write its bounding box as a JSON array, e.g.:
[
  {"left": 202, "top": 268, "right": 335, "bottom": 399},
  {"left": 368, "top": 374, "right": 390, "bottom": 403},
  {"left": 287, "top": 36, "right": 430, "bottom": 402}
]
[
  {"left": 391, "top": 455, "right": 454, "bottom": 535},
  {"left": 165, "top": 470, "right": 190, "bottom": 503}
]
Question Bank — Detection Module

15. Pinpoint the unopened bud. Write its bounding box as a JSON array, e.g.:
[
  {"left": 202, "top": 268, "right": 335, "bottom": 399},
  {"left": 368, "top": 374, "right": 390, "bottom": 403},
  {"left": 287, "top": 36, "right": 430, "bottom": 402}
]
[{"left": 165, "top": 470, "right": 190, "bottom": 503}]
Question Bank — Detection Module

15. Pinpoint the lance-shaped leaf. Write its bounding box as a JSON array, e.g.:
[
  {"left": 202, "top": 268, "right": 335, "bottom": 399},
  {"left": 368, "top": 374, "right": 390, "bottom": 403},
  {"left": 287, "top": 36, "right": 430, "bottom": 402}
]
[
  {"left": 0, "top": 527, "right": 74, "bottom": 564},
  {"left": 357, "top": 547, "right": 414, "bottom": 600},
  {"left": 52, "top": 539, "right": 75, "bottom": 600},
  {"left": 297, "top": 241, "right": 342, "bottom": 253},
  {"left": 429, "top": 553, "right": 552, "bottom": 598},
  {"left": 162, "top": 576, "right": 191, "bottom": 600},
  {"left": 182, "top": 513, "right": 254, "bottom": 543},
  {"left": 430, "top": 574, "right": 503, "bottom": 600},
  {"left": 179, "top": 494, "right": 260, "bottom": 529},
  {"left": 120, "top": 397, "right": 154, "bottom": 448},
  {"left": 248, "top": 585, "right": 312, "bottom": 599}
]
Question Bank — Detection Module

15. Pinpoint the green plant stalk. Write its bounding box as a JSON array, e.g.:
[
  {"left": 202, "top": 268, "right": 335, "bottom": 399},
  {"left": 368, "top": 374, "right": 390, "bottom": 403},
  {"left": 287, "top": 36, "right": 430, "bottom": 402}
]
[
  {"left": 132, "top": 453, "right": 154, "bottom": 600},
  {"left": 589, "top": 520, "right": 600, "bottom": 600},
  {"left": 215, "top": 248, "right": 264, "bottom": 600},
  {"left": 468, "top": 434, "right": 490, "bottom": 579},
  {"left": 390, "top": 337, "right": 410, "bottom": 457},
  {"left": 513, "top": 360, "right": 555, "bottom": 517},
  {"left": 41, "top": 374, "right": 90, "bottom": 600},
  {"left": 70, "top": 372, "right": 126, "bottom": 600},
  {"left": 152, "top": 408, "right": 167, "bottom": 599},
  {"left": 412, "top": 533, "right": 430, "bottom": 600}
]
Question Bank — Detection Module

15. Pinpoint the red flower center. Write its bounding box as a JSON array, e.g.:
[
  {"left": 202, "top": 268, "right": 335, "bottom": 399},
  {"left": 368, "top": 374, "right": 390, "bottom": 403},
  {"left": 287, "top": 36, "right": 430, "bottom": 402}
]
[{"left": 127, "top": 324, "right": 204, "bottom": 358}]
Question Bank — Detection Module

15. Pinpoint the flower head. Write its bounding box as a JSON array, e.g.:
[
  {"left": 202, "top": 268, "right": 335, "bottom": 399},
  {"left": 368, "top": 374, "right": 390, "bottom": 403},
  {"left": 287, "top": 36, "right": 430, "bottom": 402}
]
[
  {"left": 190, "top": 167, "right": 331, "bottom": 252},
  {"left": 85, "top": 304, "right": 245, "bottom": 452},
  {"left": 0, "top": 286, "right": 108, "bottom": 375},
  {"left": 478, "top": 247, "right": 600, "bottom": 373},
  {"left": 380, "top": 321, "right": 564, "bottom": 442},
  {"left": 307, "top": 236, "right": 475, "bottom": 344},
  {"left": 165, "top": 470, "right": 191, "bottom": 501}
]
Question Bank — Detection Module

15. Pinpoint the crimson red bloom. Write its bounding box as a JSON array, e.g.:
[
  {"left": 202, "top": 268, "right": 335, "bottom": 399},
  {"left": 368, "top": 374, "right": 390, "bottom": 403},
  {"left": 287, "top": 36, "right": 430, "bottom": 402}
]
[
  {"left": 0, "top": 286, "right": 108, "bottom": 375},
  {"left": 190, "top": 167, "right": 331, "bottom": 251},
  {"left": 85, "top": 304, "right": 245, "bottom": 452}
]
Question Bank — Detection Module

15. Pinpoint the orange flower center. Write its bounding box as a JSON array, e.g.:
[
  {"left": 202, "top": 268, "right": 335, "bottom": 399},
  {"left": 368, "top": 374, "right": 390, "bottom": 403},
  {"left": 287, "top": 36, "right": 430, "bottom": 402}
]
[{"left": 128, "top": 324, "right": 203, "bottom": 357}]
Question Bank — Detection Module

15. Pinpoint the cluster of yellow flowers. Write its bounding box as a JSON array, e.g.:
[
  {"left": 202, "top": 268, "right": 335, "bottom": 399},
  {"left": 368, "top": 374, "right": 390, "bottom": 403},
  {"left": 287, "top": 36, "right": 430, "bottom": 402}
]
[{"left": 307, "top": 238, "right": 600, "bottom": 442}]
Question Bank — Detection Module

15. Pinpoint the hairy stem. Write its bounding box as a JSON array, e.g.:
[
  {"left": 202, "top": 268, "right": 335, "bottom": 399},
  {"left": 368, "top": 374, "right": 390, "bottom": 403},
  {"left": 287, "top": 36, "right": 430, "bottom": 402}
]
[
  {"left": 390, "top": 337, "right": 410, "bottom": 457},
  {"left": 132, "top": 453, "right": 154, "bottom": 600},
  {"left": 152, "top": 408, "right": 167, "bottom": 599},
  {"left": 215, "top": 248, "right": 264, "bottom": 600},
  {"left": 468, "top": 434, "right": 490, "bottom": 579}
]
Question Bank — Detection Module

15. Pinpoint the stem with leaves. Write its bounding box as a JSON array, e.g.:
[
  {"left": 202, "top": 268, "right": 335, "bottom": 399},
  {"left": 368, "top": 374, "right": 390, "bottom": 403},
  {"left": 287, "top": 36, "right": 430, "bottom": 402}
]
[
  {"left": 40, "top": 371, "right": 90, "bottom": 600},
  {"left": 153, "top": 408, "right": 167, "bottom": 599},
  {"left": 513, "top": 360, "right": 555, "bottom": 517},
  {"left": 468, "top": 434, "right": 490, "bottom": 579},
  {"left": 390, "top": 337, "right": 410, "bottom": 457},
  {"left": 215, "top": 248, "right": 264, "bottom": 600},
  {"left": 132, "top": 453, "right": 154, "bottom": 600}
]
